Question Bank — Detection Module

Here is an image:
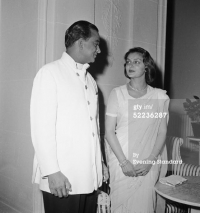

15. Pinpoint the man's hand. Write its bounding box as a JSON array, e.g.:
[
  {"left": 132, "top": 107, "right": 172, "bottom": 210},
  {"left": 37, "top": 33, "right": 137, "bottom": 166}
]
[
  {"left": 102, "top": 162, "right": 109, "bottom": 183},
  {"left": 121, "top": 160, "right": 137, "bottom": 177},
  {"left": 48, "top": 171, "right": 72, "bottom": 198}
]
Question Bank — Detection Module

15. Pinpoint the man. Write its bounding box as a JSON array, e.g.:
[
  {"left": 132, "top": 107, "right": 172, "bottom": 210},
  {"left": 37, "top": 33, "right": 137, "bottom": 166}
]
[{"left": 30, "top": 20, "right": 109, "bottom": 213}]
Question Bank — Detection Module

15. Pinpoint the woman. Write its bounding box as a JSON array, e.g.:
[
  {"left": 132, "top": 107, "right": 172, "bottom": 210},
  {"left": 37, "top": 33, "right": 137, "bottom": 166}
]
[{"left": 105, "top": 47, "right": 169, "bottom": 213}]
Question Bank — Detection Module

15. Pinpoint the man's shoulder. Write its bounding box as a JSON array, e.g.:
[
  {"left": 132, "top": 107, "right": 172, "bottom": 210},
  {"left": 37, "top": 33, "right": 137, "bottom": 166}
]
[
  {"left": 36, "top": 59, "right": 63, "bottom": 79},
  {"left": 87, "top": 71, "right": 94, "bottom": 79},
  {"left": 87, "top": 72, "right": 97, "bottom": 85},
  {"left": 40, "top": 59, "right": 61, "bottom": 72}
]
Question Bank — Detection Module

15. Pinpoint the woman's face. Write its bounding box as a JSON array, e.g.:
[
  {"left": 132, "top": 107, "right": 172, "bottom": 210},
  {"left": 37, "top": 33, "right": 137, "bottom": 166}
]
[{"left": 125, "top": 52, "right": 146, "bottom": 79}]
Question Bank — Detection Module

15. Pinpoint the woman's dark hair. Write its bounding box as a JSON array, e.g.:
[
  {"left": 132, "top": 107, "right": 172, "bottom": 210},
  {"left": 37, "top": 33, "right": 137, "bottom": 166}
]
[
  {"left": 124, "top": 47, "right": 156, "bottom": 84},
  {"left": 65, "top": 20, "right": 99, "bottom": 49}
]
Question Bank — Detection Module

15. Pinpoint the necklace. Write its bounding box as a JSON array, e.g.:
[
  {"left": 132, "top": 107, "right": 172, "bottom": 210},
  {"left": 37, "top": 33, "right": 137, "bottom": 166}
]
[{"left": 128, "top": 82, "right": 147, "bottom": 92}]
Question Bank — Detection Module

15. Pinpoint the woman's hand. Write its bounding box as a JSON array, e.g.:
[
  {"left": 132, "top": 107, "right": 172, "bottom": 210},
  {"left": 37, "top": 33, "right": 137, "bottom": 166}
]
[
  {"left": 121, "top": 160, "right": 137, "bottom": 177},
  {"left": 134, "top": 159, "right": 153, "bottom": 176}
]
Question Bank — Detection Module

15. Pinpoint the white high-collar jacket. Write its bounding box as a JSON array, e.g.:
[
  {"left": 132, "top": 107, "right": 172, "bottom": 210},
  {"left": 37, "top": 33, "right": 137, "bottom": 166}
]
[{"left": 30, "top": 52, "right": 103, "bottom": 194}]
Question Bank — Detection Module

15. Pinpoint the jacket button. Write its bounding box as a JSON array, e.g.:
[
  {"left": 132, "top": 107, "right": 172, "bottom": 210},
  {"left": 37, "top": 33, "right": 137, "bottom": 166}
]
[{"left": 85, "top": 85, "right": 87, "bottom": 89}]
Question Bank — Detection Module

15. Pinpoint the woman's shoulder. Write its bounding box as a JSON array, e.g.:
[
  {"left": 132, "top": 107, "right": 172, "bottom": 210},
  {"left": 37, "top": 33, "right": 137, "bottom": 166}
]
[
  {"left": 108, "top": 84, "right": 127, "bottom": 102},
  {"left": 110, "top": 84, "right": 126, "bottom": 94},
  {"left": 148, "top": 86, "right": 169, "bottom": 100}
]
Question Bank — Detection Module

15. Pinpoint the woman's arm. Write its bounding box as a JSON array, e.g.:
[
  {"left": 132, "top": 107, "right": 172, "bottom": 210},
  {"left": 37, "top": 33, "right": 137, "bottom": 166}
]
[
  {"left": 148, "top": 115, "right": 167, "bottom": 161},
  {"left": 105, "top": 115, "right": 136, "bottom": 177},
  {"left": 135, "top": 100, "right": 169, "bottom": 176},
  {"left": 148, "top": 99, "right": 169, "bottom": 161}
]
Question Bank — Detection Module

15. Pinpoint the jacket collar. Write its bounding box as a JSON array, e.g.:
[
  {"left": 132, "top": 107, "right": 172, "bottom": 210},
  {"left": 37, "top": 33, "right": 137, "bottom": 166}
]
[{"left": 61, "top": 52, "right": 90, "bottom": 72}]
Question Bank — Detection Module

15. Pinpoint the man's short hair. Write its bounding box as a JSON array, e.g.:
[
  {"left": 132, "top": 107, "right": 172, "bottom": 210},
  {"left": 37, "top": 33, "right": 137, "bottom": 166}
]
[{"left": 65, "top": 20, "right": 99, "bottom": 49}]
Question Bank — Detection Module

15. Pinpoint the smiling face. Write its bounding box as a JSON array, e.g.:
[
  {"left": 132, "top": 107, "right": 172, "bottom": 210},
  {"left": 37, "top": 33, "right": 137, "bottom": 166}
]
[
  {"left": 81, "top": 29, "right": 101, "bottom": 64},
  {"left": 125, "top": 52, "right": 146, "bottom": 79}
]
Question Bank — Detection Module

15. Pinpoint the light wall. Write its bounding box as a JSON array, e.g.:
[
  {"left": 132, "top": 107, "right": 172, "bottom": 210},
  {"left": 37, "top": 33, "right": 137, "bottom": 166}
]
[
  {"left": 96, "top": 0, "right": 167, "bottom": 105},
  {"left": 0, "top": 0, "right": 167, "bottom": 212},
  {"left": 0, "top": 0, "right": 39, "bottom": 212}
]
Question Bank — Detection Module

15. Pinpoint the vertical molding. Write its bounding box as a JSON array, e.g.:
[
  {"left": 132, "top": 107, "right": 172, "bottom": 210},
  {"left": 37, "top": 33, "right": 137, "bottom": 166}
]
[
  {"left": 45, "top": 0, "right": 56, "bottom": 63},
  {"left": 94, "top": 0, "right": 96, "bottom": 24},
  {"left": 156, "top": 0, "right": 167, "bottom": 87},
  {"left": 33, "top": 1, "right": 47, "bottom": 212},
  {"left": 101, "top": 0, "right": 122, "bottom": 66},
  {"left": 36, "top": 0, "right": 48, "bottom": 72},
  {"left": 0, "top": 0, "right": 2, "bottom": 77},
  {"left": 128, "top": 0, "right": 134, "bottom": 44},
  {"left": 102, "top": 0, "right": 112, "bottom": 57}
]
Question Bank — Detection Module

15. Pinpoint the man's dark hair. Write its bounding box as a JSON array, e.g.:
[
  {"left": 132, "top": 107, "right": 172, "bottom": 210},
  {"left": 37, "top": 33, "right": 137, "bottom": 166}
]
[{"left": 65, "top": 20, "right": 99, "bottom": 49}]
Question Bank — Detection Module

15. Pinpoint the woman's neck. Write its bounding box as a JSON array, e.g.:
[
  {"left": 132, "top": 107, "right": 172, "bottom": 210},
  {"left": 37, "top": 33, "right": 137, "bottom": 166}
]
[{"left": 129, "top": 79, "right": 147, "bottom": 91}]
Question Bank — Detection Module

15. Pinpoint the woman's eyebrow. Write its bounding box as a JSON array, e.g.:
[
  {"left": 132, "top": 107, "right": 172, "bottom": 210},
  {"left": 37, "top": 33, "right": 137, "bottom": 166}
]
[{"left": 127, "top": 58, "right": 142, "bottom": 61}]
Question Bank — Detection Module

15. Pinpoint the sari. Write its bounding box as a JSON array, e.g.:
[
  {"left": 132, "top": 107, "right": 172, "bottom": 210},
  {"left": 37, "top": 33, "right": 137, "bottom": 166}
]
[{"left": 106, "top": 84, "right": 169, "bottom": 213}]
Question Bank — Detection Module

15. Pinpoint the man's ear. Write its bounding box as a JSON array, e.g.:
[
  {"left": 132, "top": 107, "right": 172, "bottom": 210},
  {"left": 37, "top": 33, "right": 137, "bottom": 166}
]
[{"left": 77, "top": 38, "right": 84, "bottom": 50}]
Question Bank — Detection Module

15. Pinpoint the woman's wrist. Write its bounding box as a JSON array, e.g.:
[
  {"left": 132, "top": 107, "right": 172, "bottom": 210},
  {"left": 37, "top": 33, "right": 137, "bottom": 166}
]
[
  {"left": 149, "top": 153, "right": 158, "bottom": 161},
  {"left": 119, "top": 158, "right": 129, "bottom": 167}
]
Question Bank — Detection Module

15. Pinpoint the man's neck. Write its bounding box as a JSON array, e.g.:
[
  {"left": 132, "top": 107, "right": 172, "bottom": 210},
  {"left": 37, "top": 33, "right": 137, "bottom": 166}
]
[{"left": 66, "top": 48, "right": 85, "bottom": 65}]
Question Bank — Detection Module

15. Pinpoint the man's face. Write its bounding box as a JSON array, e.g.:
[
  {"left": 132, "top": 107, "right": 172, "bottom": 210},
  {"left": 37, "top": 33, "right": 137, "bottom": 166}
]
[{"left": 81, "top": 29, "right": 101, "bottom": 63}]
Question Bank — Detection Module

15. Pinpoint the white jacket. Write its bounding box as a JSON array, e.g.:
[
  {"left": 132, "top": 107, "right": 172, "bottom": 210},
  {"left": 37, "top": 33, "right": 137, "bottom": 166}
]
[{"left": 30, "top": 52, "right": 103, "bottom": 194}]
